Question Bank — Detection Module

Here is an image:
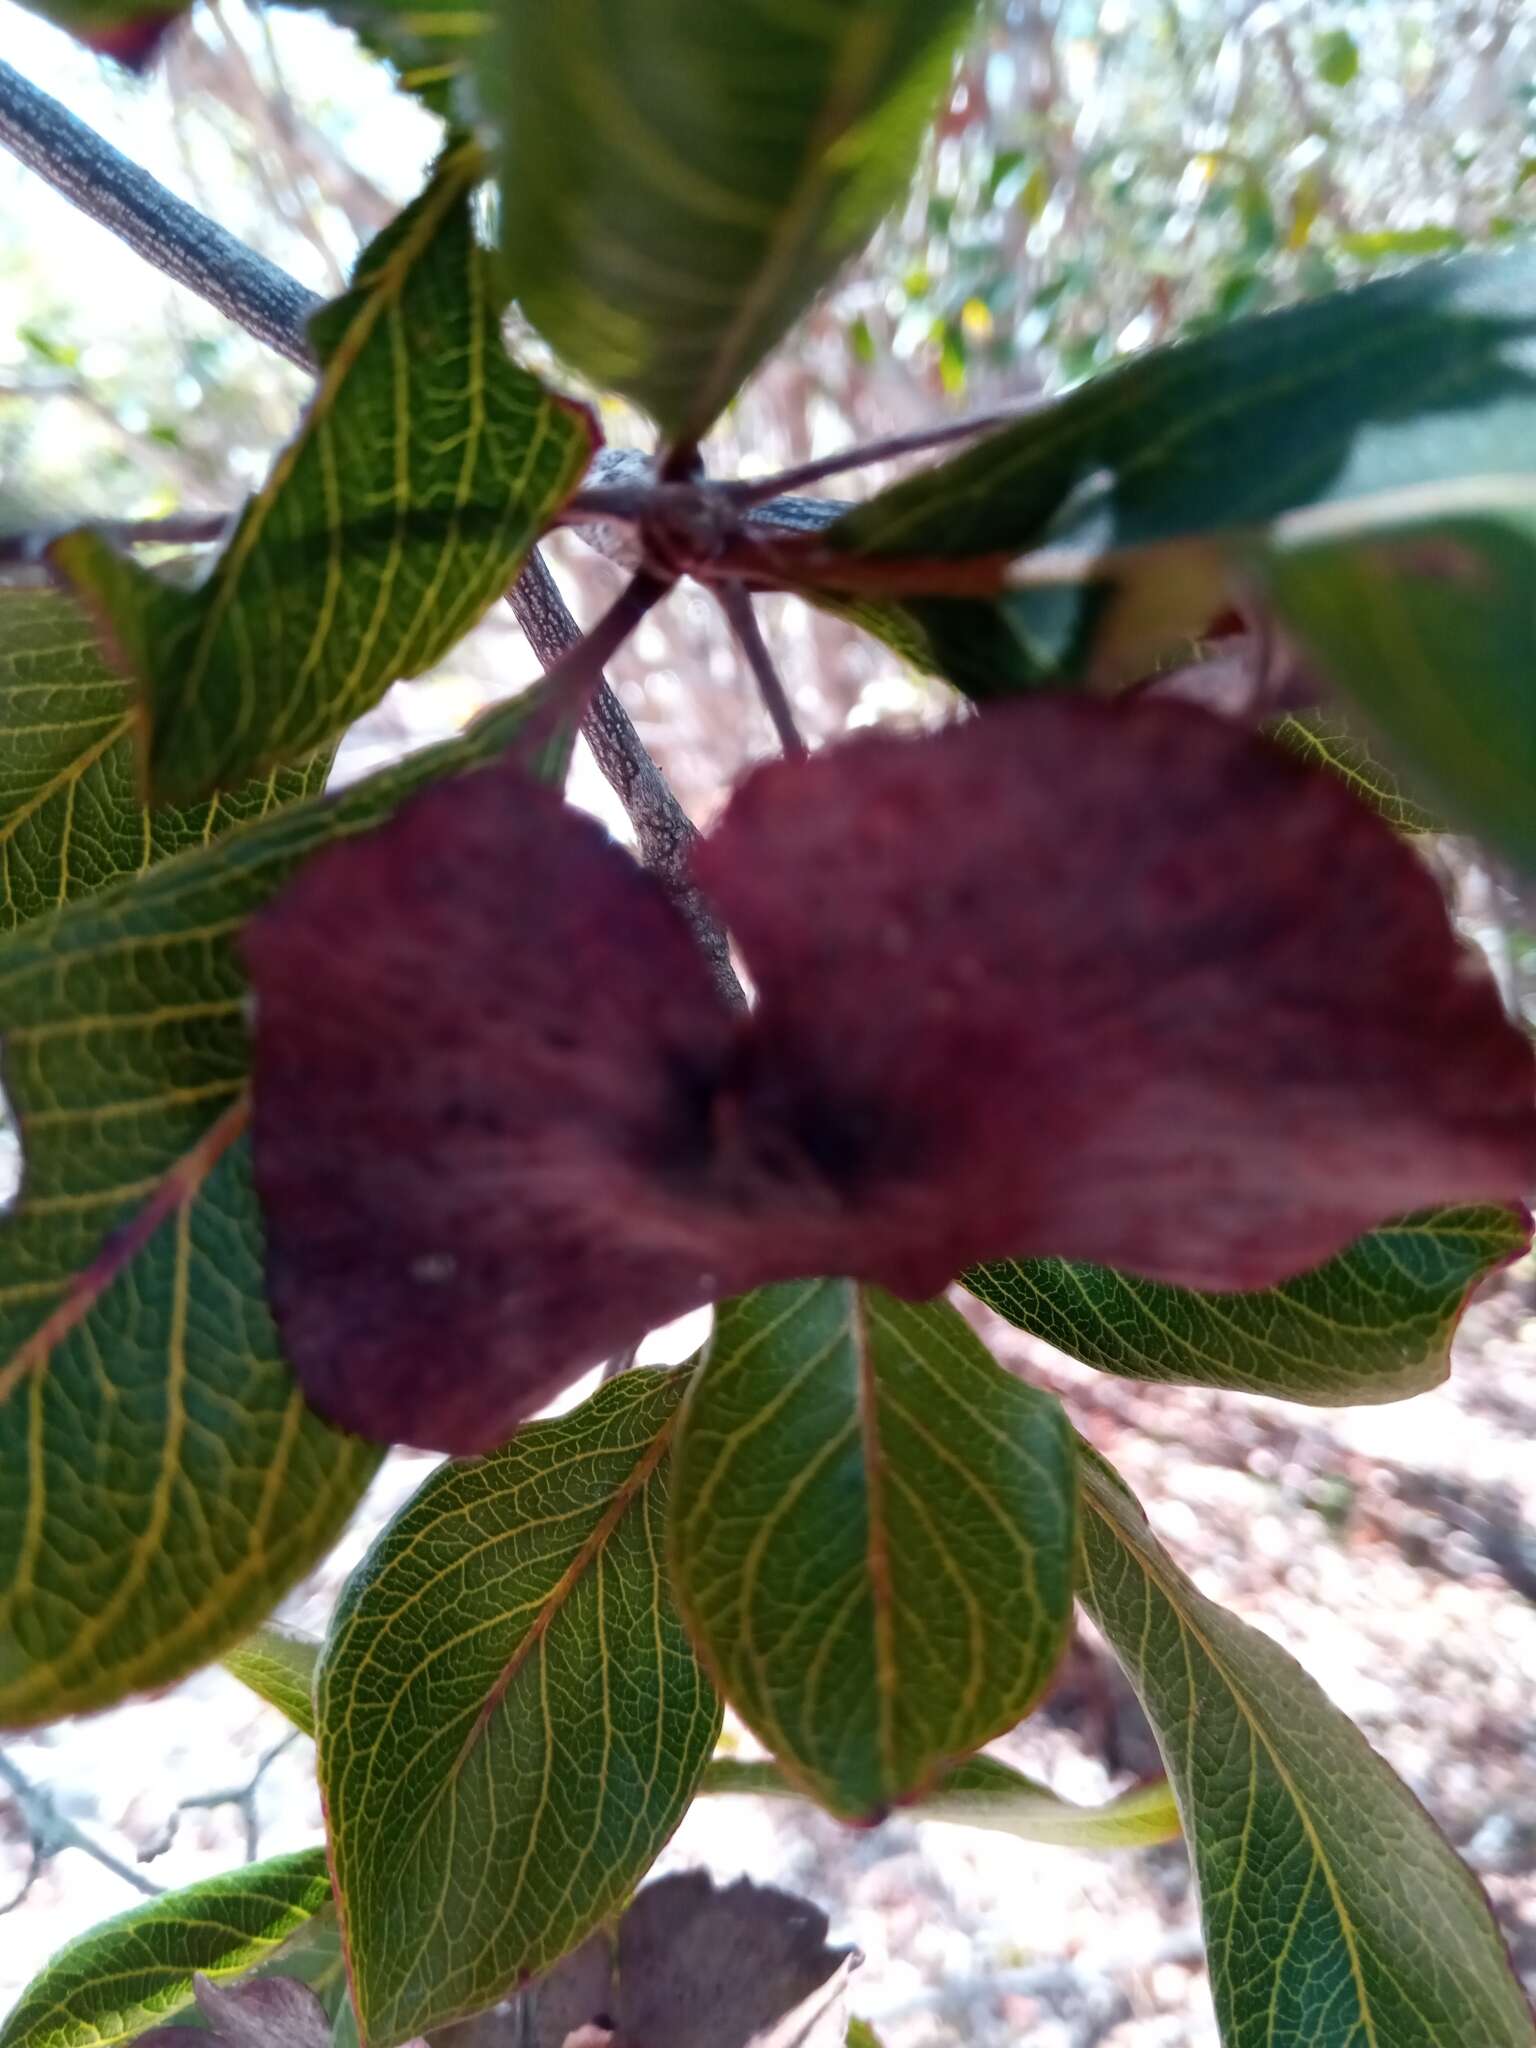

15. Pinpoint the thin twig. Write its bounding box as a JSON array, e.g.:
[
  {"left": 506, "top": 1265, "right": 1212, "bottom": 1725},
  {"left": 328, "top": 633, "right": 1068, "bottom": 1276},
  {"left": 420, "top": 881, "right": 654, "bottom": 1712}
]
[
  {"left": 0, "top": 509, "right": 230, "bottom": 569},
  {"left": 716, "top": 582, "right": 805, "bottom": 757},
  {"left": 168, "top": 1727, "right": 303, "bottom": 1865},
  {"left": 507, "top": 556, "right": 744, "bottom": 1007},
  {"left": 0, "top": 1749, "right": 164, "bottom": 1908},
  {"left": 721, "top": 404, "right": 1032, "bottom": 505}
]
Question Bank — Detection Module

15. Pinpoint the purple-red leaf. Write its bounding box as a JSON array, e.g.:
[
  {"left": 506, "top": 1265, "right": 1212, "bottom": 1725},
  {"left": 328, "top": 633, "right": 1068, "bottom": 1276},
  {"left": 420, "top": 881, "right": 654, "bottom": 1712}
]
[
  {"left": 135, "top": 1974, "right": 330, "bottom": 2048},
  {"left": 245, "top": 701, "right": 1536, "bottom": 1453}
]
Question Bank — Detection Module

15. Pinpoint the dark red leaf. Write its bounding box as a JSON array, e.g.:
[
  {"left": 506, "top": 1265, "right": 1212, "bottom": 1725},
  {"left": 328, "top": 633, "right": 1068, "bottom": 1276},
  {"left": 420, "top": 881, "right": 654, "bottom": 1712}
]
[
  {"left": 695, "top": 700, "right": 1536, "bottom": 1294},
  {"left": 244, "top": 759, "right": 758, "bottom": 1455},
  {"left": 245, "top": 702, "right": 1536, "bottom": 1453},
  {"left": 79, "top": 10, "right": 180, "bottom": 67}
]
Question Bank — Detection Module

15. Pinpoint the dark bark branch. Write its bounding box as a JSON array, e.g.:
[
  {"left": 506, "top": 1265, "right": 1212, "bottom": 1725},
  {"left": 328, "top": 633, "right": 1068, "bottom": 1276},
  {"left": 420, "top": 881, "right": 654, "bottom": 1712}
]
[{"left": 0, "top": 55, "right": 321, "bottom": 373}]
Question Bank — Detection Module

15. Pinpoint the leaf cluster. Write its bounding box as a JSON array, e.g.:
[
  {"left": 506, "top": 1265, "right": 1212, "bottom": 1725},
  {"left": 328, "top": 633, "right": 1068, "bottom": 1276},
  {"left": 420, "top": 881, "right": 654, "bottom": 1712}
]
[{"left": 2, "top": 7, "right": 1535, "bottom": 2047}]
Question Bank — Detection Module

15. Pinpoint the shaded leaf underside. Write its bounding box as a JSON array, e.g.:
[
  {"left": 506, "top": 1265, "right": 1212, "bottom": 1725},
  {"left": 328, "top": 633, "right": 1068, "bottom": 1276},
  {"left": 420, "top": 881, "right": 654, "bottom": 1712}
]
[
  {"left": 0, "top": 589, "right": 328, "bottom": 934},
  {"left": 487, "top": 0, "right": 979, "bottom": 440},
  {"left": 966, "top": 1205, "right": 1529, "bottom": 1405},
  {"left": 0, "top": 686, "right": 569, "bottom": 1727},
  {"left": 1077, "top": 1453, "right": 1536, "bottom": 2048},
  {"left": 55, "top": 145, "right": 592, "bottom": 803},
  {"left": 317, "top": 1368, "right": 720, "bottom": 2047},
  {"left": 0, "top": 1851, "right": 332, "bottom": 2048},
  {"left": 670, "top": 1280, "right": 1076, "bottom": 1820}
]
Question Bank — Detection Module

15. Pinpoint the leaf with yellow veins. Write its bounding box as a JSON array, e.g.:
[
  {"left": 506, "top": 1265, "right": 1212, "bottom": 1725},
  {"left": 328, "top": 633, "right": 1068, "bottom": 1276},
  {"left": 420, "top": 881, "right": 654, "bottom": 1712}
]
[
  {"left": 1078, "top": 1449, "right": 1536, "bottom": 2048},
  {"left": 0, "top": 681, "right": 571, "bottom": 1726},
  {"left": 0, "top": 587, "right": 328, "bottom": 934},
  {"left": 317, "top": 1368, "right": 720, "bottom": 2048},
  {"left": 55, "top": 145, "right": 593, "bottom": 803}
]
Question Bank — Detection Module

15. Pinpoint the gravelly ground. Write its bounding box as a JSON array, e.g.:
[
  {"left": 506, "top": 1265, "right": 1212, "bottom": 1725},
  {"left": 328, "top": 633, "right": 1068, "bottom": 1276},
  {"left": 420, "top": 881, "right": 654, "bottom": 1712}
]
[{"left": 5, "top": 1262, "right": 1534, "bottom": 2048}]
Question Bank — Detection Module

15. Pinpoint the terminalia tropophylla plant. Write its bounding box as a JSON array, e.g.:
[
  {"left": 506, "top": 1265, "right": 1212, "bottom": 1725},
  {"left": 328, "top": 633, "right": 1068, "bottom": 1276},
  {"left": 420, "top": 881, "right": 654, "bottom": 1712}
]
[
  {"left": 242, "top": 689, "right": 1536, "bottom": 1454},
  {"left": 9, "top": 2, "right": 1536, "bottom": 2038}
]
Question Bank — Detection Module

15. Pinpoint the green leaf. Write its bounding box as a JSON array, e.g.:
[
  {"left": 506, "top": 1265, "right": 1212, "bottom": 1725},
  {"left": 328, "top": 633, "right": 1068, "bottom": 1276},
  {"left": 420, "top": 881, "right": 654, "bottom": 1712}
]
[
  {"left": 817, "top": 246, "right": 1536, "bottom": 689},
  {"left": 223, "top": 1622, "right": 321, "bottom": 1737},
  {"left": 0, "top": 686, "right": 572, "bottom": 1727},
  {"left": 0, "top": 1850, "right": 331, "bottom": 2048},
  {"left": 0, "top": 589, "right": 328, "bottom": 934},
  {"left": 1077, "top": 1451, "right": 1536, "bottom": 2048},
  {"left": 1256, "top": 491, "right": 1536, "bottom": 869},
  {"left": 317, "top": 1368, "right": 720, "bottom": 2048},
  {"left": 702, "top": 1754, "right": 1180, "bottom": 1850},
  {"left": 1340, "top": 226, "right": 1466, "bottom": 261},
  {"left": 483, "top": 0, "right": 979, "bottom": 441},
  {"left": 54, "top": 145, "right": 592, "bottom": 803},
  {"left": 966, "top": 1206, "right": 1527, "bottom": 1407},
  {"left": 1267, "top": 707, "right": 1441, "bottom": 832},
  {"left": 670, "top": 1280, "right": 1077, "bottom": 1823},
  {"left": 1313, "top": 28, "right": 1359, "bottom": 88}
]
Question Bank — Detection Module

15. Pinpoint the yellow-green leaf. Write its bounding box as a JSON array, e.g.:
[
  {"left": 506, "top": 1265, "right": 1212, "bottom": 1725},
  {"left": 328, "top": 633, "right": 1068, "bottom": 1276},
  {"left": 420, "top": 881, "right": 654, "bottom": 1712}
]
[
  {"left": 702, "top": 1754, "right": 1180, "bottom": 1851},
  {"left": 966, "top": 1206, "right": 1529, "bottom": 1406},
  {"left": 0, "top": 686, "right": 572, "bottom": 1727},
  {"left": 223, "top": 1621, "right": 320, "bottom": 1738},
  {"left": 483, "top": 0, "right": 980, "bottom": 442},
  {"left": 1077, "top": 1450, "right": 1536, "bottom": 2048},
  {"left": 0, "top": 587, "right": 328, "bottom": 931},
  {"left": 54, "top": 146, "right": 592, "bottom": 803},
  {"left": 317, "top": 1368, "right": 720, "bottom": 2048},
  {"left": 0, "top": 1851, "right": 332, "bottom": 2048},
  {"left": 1268, "top": 708, "right": 1441, "bottom": 834},
  {"left": 670, "top": 1281, "right": 1077, "bottom": 1823}
]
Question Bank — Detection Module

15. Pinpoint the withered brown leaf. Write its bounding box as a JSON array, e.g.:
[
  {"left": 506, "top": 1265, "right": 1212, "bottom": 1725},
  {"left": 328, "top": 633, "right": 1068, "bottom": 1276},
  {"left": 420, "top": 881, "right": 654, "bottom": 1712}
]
[
  {"left": 244, "top": 700, "right": 1536, "bottom": 1452},
  {"left": 136, "top": 1974, "right": 331, "bottom": 2048},
  {"left": 470, "top": 1870, "right": 855, "bottom": 2048}
]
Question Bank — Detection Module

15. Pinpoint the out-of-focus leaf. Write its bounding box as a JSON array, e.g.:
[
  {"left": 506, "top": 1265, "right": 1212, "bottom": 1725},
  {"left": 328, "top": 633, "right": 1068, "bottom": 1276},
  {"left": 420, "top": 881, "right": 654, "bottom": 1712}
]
[
  {"left": 54, "top": 147, "right": 592, "bottom": 802},
  {"left": 967, "top": 1205, "right": 1529, "bottom": 1406},
  {"left": 806, "top": 246, "right": 1536, "bottom": 689},
  {"left": 1340, "top": 226, "right": 1466, "bottom": 261},
  {"left": 481, "top": 0, "right": 980, "bottom": 441},
  {"left": 244, "top": 698, "right": 1536, "bottom": 1455},
  {"left": 0, "top": 685, "right": 571, "bottom": 1727},
  {"left": 0, "top": 1853, "right": 331, "bottom": 2048},
  {"left": 1313, "top": 28, "right": 1359, "bottom": 87},
  {"left": 1256, "top": 490, "right": 1536, "bottom": 869},
  {"left": 136, "top": 1976, "right": 330, "bottom": 2048},
  {"left": 1078, "top": 1451, "right": 1536, "bottom": 2048},
  {"left": 0, "top": 589, "right": 327, "bottom": 934},
  {"left": 578, "top": 1871, "right": 855, "bottom": 2048},
  {"left": 222, "top": 1623, "right": 320, "bottom": 1737},
  {"left": 671, "top": 1280, "right": 1077, "bottom": 1821},
  {"left": 702, "top": 1754, "right": 1180, "bottom": 1850},
  {"left": 317, "top": 1369, "right": 720, "bottom": 2047}
]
